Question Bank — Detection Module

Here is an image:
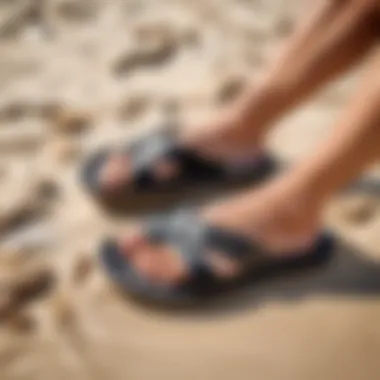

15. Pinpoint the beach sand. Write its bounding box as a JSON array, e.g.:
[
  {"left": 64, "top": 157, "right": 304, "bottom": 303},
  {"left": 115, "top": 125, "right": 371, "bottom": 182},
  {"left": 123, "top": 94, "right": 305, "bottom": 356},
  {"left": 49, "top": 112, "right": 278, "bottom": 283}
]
[{"left": 0, "top": 1, "right": 380, "bottom": 379}]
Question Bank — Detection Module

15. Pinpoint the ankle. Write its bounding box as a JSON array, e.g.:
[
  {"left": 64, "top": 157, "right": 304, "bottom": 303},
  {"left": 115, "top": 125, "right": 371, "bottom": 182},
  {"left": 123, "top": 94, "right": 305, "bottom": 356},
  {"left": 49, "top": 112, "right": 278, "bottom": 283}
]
[
  {"left": 203, "top": 177, "right": 322, "bottom": 254},
  {"left": 179, "top": 107, "right": 263, "bottom": 159},
  {"left": 254, "top": 177, "right": 323, "bottom": 235},
  {"left": 267, "top": 175, "right": 323, "bottom": 219},
  {"left": 233, "top": 79, "right": 290, "bottom": 135},
  {"left": 251, "top": 192, "right": 321, "bottom": 254}
]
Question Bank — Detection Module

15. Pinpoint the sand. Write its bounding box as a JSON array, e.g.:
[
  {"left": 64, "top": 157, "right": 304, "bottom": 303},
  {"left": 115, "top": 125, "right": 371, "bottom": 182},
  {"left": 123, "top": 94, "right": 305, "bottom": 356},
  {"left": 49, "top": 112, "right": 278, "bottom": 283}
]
[{"left": 0, "top": 1, "right": 380, "bottom": 379}]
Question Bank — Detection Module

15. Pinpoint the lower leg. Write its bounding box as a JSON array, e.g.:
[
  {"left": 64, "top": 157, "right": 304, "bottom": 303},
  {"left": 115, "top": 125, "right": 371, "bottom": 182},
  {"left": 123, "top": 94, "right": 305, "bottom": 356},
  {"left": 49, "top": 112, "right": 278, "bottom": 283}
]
[
  {"left": 101, "top": 1, "right": 379, "bottom": 188},
  {"left": 182, "top": 0, "right": 380, "bottom": 159},
  {"left": 204, "top": 48, "right": 380, "bottom": 253},
  {"left": 122, "top": 50, "right": 380, "bottom": 282}
]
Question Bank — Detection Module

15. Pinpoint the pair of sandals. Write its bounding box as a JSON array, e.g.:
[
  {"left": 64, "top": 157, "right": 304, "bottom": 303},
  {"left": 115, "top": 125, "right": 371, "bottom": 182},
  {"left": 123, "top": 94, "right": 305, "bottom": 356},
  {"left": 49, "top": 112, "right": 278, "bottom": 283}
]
[{"left": 82, "top": 127, "right": 333, "bottom": 306}]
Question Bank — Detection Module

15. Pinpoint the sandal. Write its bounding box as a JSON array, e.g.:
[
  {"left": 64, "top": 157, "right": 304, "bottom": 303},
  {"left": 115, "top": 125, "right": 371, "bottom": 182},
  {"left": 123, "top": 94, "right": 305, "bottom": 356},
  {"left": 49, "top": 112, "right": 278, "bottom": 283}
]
[
  {"left": 99, "top": 210, "right": 334, "bottom": 306},
  {"left": 81, "top": 126, "right": 275, "bottom": 206}
]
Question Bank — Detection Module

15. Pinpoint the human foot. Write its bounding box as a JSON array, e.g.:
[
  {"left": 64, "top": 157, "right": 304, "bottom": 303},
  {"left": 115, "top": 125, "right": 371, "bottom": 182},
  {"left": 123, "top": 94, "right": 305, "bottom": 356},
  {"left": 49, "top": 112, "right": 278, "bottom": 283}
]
[
  {"left": 95, "top": 106, "right": 266, "bottom": 193},
  {"left": 111, "top": 178, "right": 322, "bottom": 287},
  {"left": 82, "top": 113, "right": 272, "bottom": 199}
]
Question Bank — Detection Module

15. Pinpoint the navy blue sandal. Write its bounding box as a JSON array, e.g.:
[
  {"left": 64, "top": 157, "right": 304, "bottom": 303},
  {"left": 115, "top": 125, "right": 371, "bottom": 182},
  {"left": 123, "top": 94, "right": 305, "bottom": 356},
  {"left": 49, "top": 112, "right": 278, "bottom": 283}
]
[
  {"left": 99, "top": 211, "right": 333, "bottom": 306},
  {"left": 81, "top": 126, "right": 275, "bottom": 206}
]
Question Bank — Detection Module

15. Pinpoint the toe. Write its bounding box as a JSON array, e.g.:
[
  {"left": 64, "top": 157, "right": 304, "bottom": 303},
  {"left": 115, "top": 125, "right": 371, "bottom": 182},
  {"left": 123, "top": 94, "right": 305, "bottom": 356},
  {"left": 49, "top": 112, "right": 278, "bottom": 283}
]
[
  {"left": 118, "top": 228, "right": 146, "bottom": 258},
  {"left": 154, "top": 245, "right": 188, "bottom": 285},
  {"left": 132, "top": 244, "right": 165, "bottom": 282},
  {"left": 121, "top": 239, "right": 189, "bottom": 285},
  {"left": 115, "top": 225, "right": 190, "bottom": 286},
  {"left": 100, "top": 154, "right": 131, "bottom": 192},
  {"left": 153, "top": 159, "right": 180, "bottom": 182},
  {"left": 207, "top": 251, "right": 241, "bottom": 279}
]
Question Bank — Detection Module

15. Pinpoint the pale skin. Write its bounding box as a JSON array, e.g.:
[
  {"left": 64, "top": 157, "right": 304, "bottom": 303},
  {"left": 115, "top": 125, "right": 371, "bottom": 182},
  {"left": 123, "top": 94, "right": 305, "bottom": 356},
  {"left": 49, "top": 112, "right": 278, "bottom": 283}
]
[{"left": 108, "top": 0, "right": 380, "bottom": 284}]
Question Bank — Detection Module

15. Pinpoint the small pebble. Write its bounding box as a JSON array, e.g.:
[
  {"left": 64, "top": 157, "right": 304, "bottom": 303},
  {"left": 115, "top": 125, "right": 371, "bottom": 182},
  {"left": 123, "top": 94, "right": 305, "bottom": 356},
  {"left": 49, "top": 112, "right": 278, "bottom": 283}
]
[
  {"left": 338, "top": 195, "right": 379, "bottom": 225},
  {"left": 161, "top": 97, "right": 181, "bottom": 118},
  {"left": 216, "top": 76, "right": 245, "bottom": 105},
  {"left": 0, "top": 292, "right": 13, "bottom": 319},
  {"left": 49, "top": 291, "right": 76, "bottom": 328},
  {"left": 71, "top": 253, "right": 94, "bottom": 285},
  {"left": 7, "top": 311, "right": 36, "bottom": 334},
  {"left": 11, "top": 265, "right": 55, "bottom": 307},
  {"left": 48, "top": 137, "right": 81, "bottom": 163},
  {"left": 0, "top": 102, "right": 27, "bottom": 122},
  {"left": 119, "top": 95, "right": 149, "bottom": 121},
  {"left": 114, "top": 28, "right": 177, "bottom": 76},
  {"left": 36, "top": 179, "right": 60, "bottom": 202},
  {"left": 56, "top": 0, "right": 100, "bottom": 22},
  {"left": 50, "top": 108, "right": 91, "bottom": 135},
  {"left": 275, "top": 16, "right": 295, "bottom": 35}
]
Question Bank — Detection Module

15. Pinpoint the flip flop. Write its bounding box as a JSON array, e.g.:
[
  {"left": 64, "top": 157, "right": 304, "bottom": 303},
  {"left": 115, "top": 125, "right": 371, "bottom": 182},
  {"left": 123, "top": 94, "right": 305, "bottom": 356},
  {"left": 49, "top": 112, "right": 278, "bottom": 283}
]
[
  {"left": 99, "top": 210, "right": 334, "bottom": 306},
  {"left": 81, "top": 126, "right": 275, "bottom": 206}
]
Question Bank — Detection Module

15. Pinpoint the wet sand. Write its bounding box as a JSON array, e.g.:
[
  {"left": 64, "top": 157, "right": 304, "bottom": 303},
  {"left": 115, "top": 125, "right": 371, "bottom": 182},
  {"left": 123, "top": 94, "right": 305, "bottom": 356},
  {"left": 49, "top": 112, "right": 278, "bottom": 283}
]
[{"left": 0, "top": 1, "right": 380, "bottom": 379}]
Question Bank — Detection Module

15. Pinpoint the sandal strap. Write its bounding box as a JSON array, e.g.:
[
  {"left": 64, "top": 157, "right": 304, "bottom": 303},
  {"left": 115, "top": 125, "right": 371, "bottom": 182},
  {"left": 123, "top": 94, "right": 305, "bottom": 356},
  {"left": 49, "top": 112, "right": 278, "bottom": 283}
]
[
  {"left": 129, "top": 130, "right": 180, "bottom": 189},
  {"left": 205, "top": 225, "right": 261, "bottom": 261},
  {"left": 127, "top": 129, "right": 225, "bottom": 191},
  {"left": 144, "top": 211, "right": 261, "bottom": 285}
]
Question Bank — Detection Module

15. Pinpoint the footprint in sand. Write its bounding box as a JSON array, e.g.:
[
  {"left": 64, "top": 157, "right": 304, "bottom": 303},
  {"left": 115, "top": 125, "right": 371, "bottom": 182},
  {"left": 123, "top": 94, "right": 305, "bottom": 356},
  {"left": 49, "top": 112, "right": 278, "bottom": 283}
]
[
  {"left": 215, "top": 74, "right": 246, "bottom": 106},
  {"left": 0, "top": 100, "right": 60, "bottom": 123},
  {"left": 55, "top": 0, "right": 101, "bottom": 24},
  {"left": 0, "top": 101, "right": 91, "bottom": 165},
  {"left": 0, "top": 100, "right": 59, "bottom": 155},
  {"left": 118, "top": 94, "right": 150, "bottom": 123},
  {"left": 45, "top": 136, "right": 82, "bottom": 164},
  {"left": 0, "top": 162, "right": 62, "bottom": 257},
  {"left": 0, "top": 259, "right": 56, "bottom": 325},
  {"left": 0, "top": 175, "right": 59, "bottom": 330},
  {"left": 0, "top": 101, "right": 28, "bottom": 123},
  {"left": 48, "top": 106, "right": 92, "bottom": 136},
  {"left": 0, "top": 0, "right": 53, "bottom": 40},
  {"left": 113, "top": 25, "right": 180, "bottom": 77},
  {"left": 70, "top": 253, "right": 95, "bottom": 287}
]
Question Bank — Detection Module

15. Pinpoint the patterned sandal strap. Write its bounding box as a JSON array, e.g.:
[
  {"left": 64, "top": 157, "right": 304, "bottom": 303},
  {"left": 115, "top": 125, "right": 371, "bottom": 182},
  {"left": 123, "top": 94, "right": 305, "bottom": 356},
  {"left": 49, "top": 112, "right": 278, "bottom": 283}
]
[{"left": 144, "top": 211, "right": 263, "bottom": 286}]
